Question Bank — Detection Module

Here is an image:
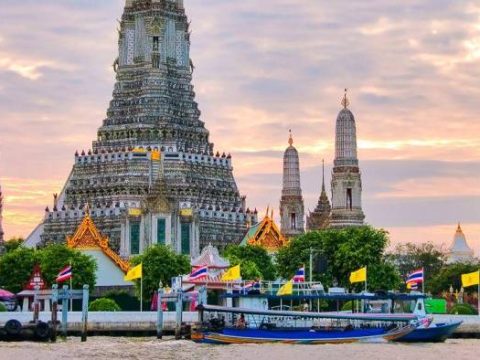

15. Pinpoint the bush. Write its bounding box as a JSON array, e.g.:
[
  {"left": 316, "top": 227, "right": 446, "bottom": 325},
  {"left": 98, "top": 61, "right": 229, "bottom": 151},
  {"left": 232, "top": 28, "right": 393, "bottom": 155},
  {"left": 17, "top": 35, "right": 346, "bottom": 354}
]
[
  {"left": 449, "top": 304, "right": 478, "bottom": 315},
  {"left": 0, "top": 302, "right": 7, "bottom": 312},
  {"left": 89, "top": 298, "right": 121, "bottom": 312}
]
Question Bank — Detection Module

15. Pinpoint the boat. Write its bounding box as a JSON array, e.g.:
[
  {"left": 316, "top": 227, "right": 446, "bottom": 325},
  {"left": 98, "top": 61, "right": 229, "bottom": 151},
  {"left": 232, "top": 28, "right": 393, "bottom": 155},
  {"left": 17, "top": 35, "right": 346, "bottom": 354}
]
[
  {"left": 192, "top": 304, "right": 416, "bottom": 345},
  {"left": 396, "top": 321, "right": 463, "bottom": 342},
  {"left": 218, "top": 282, "right": 462, "bottom": 343}
]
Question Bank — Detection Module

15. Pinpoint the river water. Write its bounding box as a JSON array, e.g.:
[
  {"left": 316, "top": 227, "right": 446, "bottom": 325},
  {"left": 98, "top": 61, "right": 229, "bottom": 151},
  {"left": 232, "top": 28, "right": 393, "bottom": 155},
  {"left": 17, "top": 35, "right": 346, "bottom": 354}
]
[{"left": 0, "top": 337, "right": 478, "bottom": 360}]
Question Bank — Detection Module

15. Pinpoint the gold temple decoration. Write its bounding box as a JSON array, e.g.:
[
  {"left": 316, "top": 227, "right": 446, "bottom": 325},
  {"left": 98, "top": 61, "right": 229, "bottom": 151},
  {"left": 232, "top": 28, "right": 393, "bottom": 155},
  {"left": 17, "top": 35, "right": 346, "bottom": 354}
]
[
  {"left": 241, "top": 208, "right": 289, "bottom": 253},
  {"left": 288, "top": 129, "right": 294, "bottom": 146},
  {"left": 67, "top": 213, "right": 130, "bottom": 273},
  {"left": 341, "top": 88, "right": 350, "bottom": 109}
]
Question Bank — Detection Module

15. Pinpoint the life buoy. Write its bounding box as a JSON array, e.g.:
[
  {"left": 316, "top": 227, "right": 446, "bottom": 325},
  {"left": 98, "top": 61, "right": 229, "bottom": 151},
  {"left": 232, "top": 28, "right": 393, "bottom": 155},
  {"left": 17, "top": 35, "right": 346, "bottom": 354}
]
[
  {"left": 34, "top": 321, "right": 50, "bottom": 340},
  {"left": 4, "top": 319, "right": 22, "bottom": 336}
]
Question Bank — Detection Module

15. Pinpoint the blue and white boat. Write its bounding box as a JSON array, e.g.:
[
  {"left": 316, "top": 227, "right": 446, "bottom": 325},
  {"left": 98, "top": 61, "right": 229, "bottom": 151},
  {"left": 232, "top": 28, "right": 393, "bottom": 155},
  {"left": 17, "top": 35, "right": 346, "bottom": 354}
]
[{"left": 192, "top": 305, "right": 416, "bottom": 345}]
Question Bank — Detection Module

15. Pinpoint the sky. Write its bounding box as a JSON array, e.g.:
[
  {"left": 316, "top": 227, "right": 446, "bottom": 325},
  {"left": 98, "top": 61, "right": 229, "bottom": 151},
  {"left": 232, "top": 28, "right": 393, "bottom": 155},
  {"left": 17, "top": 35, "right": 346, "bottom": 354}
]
[{"left": 0, "top": 0, "right": 479, "bottom": 255}]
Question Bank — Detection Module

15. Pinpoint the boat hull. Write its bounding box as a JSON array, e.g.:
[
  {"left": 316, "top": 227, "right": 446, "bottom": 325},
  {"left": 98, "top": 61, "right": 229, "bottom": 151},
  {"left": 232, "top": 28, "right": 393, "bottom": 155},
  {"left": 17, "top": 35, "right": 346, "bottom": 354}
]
[
  {"left": 396, "top": 321, "right": 462, "bottom": 343},
  {"left": 192, "top": 325, "right": 415, "bottom": 345}
]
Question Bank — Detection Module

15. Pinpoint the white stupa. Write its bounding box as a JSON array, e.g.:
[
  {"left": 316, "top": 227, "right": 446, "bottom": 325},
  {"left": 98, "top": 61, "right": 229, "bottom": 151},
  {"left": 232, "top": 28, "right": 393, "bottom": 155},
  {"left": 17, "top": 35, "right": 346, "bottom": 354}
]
[{"left": 447, "top": 223, "right": 475, "bottom": 264}]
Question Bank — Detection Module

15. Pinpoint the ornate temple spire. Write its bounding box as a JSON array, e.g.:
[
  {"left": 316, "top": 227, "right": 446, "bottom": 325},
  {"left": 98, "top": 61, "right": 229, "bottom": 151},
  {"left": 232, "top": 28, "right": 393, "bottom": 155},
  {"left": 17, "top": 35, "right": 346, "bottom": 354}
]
[
  {"left": 321, "top": 159, "right": 326, "bottom": 192},
  {"left": 280, "top": 130, "right": 305, "bottom": 238},
  {"left": 330, "top": 89, "right": 365, "bottom": 228},
  {"left": 448, "top": 223, "right": 475, "bottom": 264},
  {"left": 307, "top": 159, "right": 331, "bottom": 231},
  {"left": 341, "top": 88, "right": 350, "bottom": 109}
]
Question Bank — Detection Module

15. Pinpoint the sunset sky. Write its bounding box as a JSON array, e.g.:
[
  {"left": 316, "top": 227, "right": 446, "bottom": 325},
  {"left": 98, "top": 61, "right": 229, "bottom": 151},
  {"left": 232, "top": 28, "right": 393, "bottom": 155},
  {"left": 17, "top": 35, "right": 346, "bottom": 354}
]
[{"left": 0, "top": 0, "right": 479, "bottom": 255}]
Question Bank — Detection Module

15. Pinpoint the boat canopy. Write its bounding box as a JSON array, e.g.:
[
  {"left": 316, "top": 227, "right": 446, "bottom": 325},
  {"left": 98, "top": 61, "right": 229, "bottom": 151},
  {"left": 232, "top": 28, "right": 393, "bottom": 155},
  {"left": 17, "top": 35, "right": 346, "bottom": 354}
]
[{"left": 197, "top": 304, "right": 418, "bottom": 322}]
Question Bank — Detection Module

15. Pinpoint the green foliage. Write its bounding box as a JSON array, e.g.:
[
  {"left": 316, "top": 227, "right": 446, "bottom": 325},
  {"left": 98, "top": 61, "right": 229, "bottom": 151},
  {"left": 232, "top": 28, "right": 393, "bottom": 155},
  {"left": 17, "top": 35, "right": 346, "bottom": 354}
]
[
  {"left": 0, "top": 302, "right": 7, "bottom": 312},
  {"left": 223, "top": 245, "right": 276, "bottom": 280},
  {"left": 130, "top": 244, "right": 190, "bottom": 300},
  {"left": 89, "top": 298, "right": 121, "bottom": 312},
  {"left": 4, "top": 238, "right": 25, "bottom": 253},
  {"left": 449, "top": 303, "right": 478, "bottom": 315},
  {"left": 103, "top": 290, "right": 140, "bottom": 311},
  {"left": 38, "top": 244, "right": 97, "bottom": 290},
  {"left": 341, "top": 301, "right": 353, "bottom": 311},
  {"left": 0, "top": 244, "right": 96, "bottom": 294},
  {"left": 429, "top": 262, "right": 480, "bottom": 295},
  {"left": 387, "top": 242, "right": 446, "bottom": 292},
  {"left": 0, "top": 247, "right": 37, "bottom": 293},
  {"left": 275, "top": 227, "right": 402, "bottom": 291}
]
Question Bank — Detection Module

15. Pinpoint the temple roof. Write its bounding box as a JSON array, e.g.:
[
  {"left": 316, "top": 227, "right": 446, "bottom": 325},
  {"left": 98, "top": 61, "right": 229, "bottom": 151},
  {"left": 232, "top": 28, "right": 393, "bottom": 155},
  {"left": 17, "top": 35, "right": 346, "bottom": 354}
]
[
  {"left": 191, "top": 244, "right": 229, "bottom": 269},
  {"left": 67, "top": 213, "right": 130, "bottom": 273},
  {"left": 240, "top": 210, "right": 288, "bottom": 253}
]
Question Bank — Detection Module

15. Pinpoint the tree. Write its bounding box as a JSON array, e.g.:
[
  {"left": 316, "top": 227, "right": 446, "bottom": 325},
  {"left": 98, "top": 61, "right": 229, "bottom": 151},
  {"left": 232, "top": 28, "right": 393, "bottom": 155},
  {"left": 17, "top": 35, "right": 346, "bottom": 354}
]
[
  {"left": 38, "top": 244, "right": 97, "bottom": 290},
  {"left": 0, "top": 244, "right": 97, "bottom": 293},
  {"left": 130, "top": 245, "right": 190, "bottom": 300},
  {"left": 4, "top": 238, "right": 24, "bottom": 253},
  {"left": 0, "top": 247, "right": 37, "bottom": 293},
  {"left": 387, "top": 242, "right": 446, "bottom": 292},
  {"left": 275, "top": 226, "right": 402, "bottom": 291},
  {"left": 223, "top": 245, "right": 276, "bottom": 281},
  {"left": 428, "top": 262, "right": 480, "bottom": 295}
]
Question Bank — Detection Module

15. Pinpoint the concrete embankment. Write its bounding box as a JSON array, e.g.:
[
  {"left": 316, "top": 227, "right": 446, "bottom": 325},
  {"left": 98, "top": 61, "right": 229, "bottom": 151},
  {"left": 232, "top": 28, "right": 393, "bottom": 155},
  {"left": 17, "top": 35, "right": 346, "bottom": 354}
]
[
  {"left": 1, "top": 312, "right": 479, "bottom": 337},
  {"left": 0, "top": 312, "right": 198, "bottom": 335}
]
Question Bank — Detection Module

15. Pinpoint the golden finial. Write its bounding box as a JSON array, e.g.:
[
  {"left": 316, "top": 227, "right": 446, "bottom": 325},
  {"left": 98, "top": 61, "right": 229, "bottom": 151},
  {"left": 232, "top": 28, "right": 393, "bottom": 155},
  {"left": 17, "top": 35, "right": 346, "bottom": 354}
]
[
  {"left": 341, "top": 88, "right": 350, "bottom": 109},
  {"left": 288, "top": 129, "right": 294, "bottom": 146},
  {"left": 457, "top": 222, "right": 462, "bottom": 232}
]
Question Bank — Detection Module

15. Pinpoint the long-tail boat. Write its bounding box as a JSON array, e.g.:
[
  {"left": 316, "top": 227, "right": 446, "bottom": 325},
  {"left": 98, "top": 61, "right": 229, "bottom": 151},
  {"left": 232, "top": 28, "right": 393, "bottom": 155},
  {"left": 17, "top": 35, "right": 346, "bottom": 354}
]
[{"left": 192, "top": 304, "right": 416, "bottom": 345}]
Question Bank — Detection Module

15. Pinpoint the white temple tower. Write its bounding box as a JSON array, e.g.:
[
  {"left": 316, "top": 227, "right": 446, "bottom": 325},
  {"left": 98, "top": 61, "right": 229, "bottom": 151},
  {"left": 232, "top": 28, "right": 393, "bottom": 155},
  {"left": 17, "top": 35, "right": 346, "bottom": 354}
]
[
  {"left": 447, "top": 223, "right": 475, "bottom": 263},
  {"left": 280, "top": 131, "right": 305, "bottom": 237},
  {"left": 330, "top": 90, "right": 365, "bottom": 228}
]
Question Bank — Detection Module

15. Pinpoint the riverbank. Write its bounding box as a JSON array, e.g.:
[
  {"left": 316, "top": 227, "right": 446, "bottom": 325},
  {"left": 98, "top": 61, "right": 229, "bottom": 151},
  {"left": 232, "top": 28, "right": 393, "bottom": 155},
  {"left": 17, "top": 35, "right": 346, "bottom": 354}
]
[
  {"left": 1, "top": 312, "right": 480, "bottom": 337},
  {"left": 1, "top": 337, "right": 479, "bottom": 360}
]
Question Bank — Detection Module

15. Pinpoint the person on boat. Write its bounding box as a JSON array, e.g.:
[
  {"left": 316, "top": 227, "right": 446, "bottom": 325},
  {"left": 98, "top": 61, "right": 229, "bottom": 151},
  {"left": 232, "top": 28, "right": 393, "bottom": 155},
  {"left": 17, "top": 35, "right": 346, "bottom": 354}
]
[{"left": 236, "top": 313, "right": 246, "bottom": 329}]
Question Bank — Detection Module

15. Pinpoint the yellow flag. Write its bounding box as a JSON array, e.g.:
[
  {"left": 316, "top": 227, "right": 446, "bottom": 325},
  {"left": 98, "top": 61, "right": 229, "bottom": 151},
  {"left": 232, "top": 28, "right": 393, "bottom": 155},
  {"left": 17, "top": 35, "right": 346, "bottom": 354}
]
[
  {"left": 277, "top": 280, "right": 293, "bottom": 296},
  {"left": 221, "top": 265, "right": 241, "bottom": 281},
  {"left": 124, "top": 263, "right": 143, "bottom": 281},
  {"left": 461, "top": 270, "right": 480, "bottom": 288},
  {"left": 350, "top": 267, "right": 367, "bottom": 283}
]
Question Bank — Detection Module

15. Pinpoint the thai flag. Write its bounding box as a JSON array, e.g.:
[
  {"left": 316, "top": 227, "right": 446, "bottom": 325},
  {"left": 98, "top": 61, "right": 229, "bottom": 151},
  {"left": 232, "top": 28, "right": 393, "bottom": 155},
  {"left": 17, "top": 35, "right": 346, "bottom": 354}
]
[
  {"left": 406, "top": 268, "right": 424, "bottom": 284},
  {"left": 189, "top": 265, "right": 208, "bottom": 280},
  {"left": 293, "top": 267, "right": 305, "bottom": 283},
  {"left": 56, "top": 266, "right": 72, "bottom": 283}
]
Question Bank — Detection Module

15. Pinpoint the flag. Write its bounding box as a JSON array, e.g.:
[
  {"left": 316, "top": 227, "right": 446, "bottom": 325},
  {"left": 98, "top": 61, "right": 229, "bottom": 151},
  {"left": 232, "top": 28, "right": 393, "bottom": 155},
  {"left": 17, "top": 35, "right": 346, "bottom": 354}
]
[
  {"left": 349, "top": 267, "right": 367, "bottom": 283},
  {"left": 277, "top": 280, "right": 293, "bottom": 296},
  {"left": 461, "top": 270, "right": 480, "bottom": 288},
  {"left": 189, "top": 265, "right": 208, "bottom": 280},
  {"left": 56, "top": 266, "right": 72, "bottom": 283},
  {"left": 406, "top": 268, "right": 424, "bottom": 284},
  {"left": 407, "top": 282, "right": 418, "bottom": 290},
  {"left": 221, "top": 265, "right": 241, "bottom": 281},
  {"left": 293, "top": 267, "right": 305, "bottom": 283},
  {"left": 124, "top": 263, "right": 143, "bottom": 281}
]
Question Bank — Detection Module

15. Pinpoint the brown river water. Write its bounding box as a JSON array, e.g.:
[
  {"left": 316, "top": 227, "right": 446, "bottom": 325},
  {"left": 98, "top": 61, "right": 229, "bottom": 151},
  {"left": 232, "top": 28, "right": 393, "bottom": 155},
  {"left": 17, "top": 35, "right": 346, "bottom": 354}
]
[{"left": 0, "top": 337, "right": 478, "bottom": 360}]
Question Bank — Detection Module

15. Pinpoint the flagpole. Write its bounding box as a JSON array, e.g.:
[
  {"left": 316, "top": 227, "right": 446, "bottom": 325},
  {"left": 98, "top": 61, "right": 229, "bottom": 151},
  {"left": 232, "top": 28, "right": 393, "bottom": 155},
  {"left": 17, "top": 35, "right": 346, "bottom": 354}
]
[
  {"left": 365, "top": 266, "right": 367, "bottom": 293},
  {"left": 422, "top": 267, "right": 425, "bottom": 294},
  {"left": 140, "top": 276, "right": 143, "bottom": 312},
  {"left": 69, "top": 260, "right": 73, "bottom": 312}
]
